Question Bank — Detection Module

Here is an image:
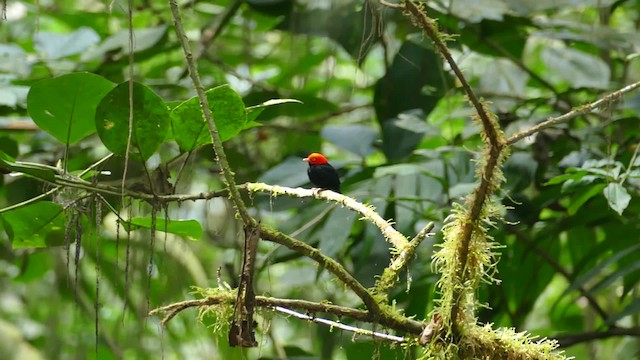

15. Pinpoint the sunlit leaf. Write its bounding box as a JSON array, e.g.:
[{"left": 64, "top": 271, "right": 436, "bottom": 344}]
[
  {"left": 603, "top": 182, "right": 631, "bottom": 215},
  {"left": 171, "top": 85, "right": 246, "bottom": 151},
  {"left": 28, "top": 73, "right": 115, "bottom": 144},
  {"left": 567, "top": 183, "right": 606, "bottom": 215}
]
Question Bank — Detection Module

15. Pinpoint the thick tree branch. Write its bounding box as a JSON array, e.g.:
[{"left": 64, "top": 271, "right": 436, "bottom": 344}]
[
  {"left": 248, "top": 183, "right": 409, "bottom": 249},
  {"left": 397, "top": 0, "right": 507, "bottom": 333}
]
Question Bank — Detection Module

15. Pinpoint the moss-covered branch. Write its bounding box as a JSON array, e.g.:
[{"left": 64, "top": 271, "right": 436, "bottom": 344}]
[
  {"left": 150, "top": 290, "right": 425, "bottom": 335},
  {"left": 374, "top": 222, "right": 434, "bottom": 297},
  {"left": 248, "top": 183, "right": 409, "bottom": 249}
]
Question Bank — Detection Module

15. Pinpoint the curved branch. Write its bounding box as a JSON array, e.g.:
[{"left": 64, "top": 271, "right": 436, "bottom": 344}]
[{"left": 248, "top": 183, "right": 409, "bottom": 249}]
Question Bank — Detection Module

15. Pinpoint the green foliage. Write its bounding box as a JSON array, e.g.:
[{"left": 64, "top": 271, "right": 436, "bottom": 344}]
[
  {"left": 1, "top": 0, "right": 640, "bottom": 359},
  {"left": 27, "top": 73, "right": 115, "bottom": 144},
  {"left": 95, "top": 81, "right": 171, "bottom": 160},
  {"left": 2, "top": 201, "right": 66, "bottom": 248},
  {"left": 171, "top": 85, "right": 247, "bottom": 151}
]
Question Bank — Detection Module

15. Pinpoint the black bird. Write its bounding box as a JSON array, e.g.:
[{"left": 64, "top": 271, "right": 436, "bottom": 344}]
[{"left": 303, "top": 152, "right": 341, "bottom": 193}]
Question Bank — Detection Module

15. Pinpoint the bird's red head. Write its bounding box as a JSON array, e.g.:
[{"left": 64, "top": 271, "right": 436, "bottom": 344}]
[{"left": 303, "top": 152, "right": 329, "bottom": 165}]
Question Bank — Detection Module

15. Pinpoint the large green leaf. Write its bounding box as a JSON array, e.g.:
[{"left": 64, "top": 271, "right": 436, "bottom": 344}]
[
  {"left": 2, "top": 201, "right": 66, "bottom": 248},
  {"left": 126, "top": 217, "right": 202, "bottom": 241},
  {"left": 95, "top": 81, "right": 170, "bottom": 160},
  {"left": 171, "top": 85, "right": 246, "bottom": 152},
  {"left": 27, "top": 72, "right": 115, "bottom": 144}
]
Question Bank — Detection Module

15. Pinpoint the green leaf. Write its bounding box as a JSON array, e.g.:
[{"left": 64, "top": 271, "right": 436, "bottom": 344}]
[
  {"left": 607, "top": 297, "right": 640, "bottom": 326},
  {"left": 81, "top": 25, "right": 168, "bottom": 61},
  {"left": 2, "top": 201, "right": 66, "bottom": 248},
  {"left": 0, "top": 151, "right": 59, "bottom": 182},
  {"left": 27, "top": 72, "right": 115, "bottom": 144},
  {"left": 95, "top": 81, "right": 170, "bottom": 160},
  {"left": 246, "top": 98, "right": 302, "bottom": 122},
  {"left": 567, "top": 243, "right": 640, "bottom": 297},
  {"left": 588, "top": 261, "right": 640, "bottom": 295},
  {"left": 374, "top": 39, "right": 449, "bottom": 122},
  {"left": 127, "top": 217, "right": 202, "bottom": 241},
  {"left": 541, "top": 46, "right": 610, "bottom": 89},
  {"left": 316, "top": 208, "right": 355, "bottom": 258},
  {"left": 567, "top": 183, "right": 606, "bottom": 215},
  {"left": 171, "top": 85, "right": 246, "bottom": 152},
  {"left": 545, "top": 169, "right": 588, "bottom": 185},
  {"left": 603, "top": 182, "right": 631, "bottom": 215}
]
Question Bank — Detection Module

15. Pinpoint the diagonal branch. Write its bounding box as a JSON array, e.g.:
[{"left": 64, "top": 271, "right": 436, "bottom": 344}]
[
  {"left": 507, "top": 80, "right": 640, "bottom": 145},
  {"left": 402, "top": 1, "right": 501, "bottom": 151},
  {"left": 554, "top": 326, "right": 640, "bottom": 348},
  {"left": 168, "top": 0, "right": 255, "bottom": 228},
  {"left": 259, "top": 226, "right": 383, "bottom": 317}
]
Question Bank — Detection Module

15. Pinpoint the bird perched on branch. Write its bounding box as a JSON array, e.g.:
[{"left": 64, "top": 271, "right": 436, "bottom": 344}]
[{"left": 303, "top": 152, "right": 341, "bottom": 193}]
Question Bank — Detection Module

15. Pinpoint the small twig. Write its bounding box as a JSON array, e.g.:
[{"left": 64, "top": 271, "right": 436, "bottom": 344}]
[
  {"left": 0, "top": 187, "right": 59, "bottom": 214},
  {"left": 507, "top": 80, "right": 640, "bottom": 145},
  {"left": 274, "top": 306, "right": 406, "bottom": 343},
  {"left": 554, "top": 326, "right": 640, "bottom": 348},
  {"left": 374, "top": 222, "right": 434, "bottom": 296}
]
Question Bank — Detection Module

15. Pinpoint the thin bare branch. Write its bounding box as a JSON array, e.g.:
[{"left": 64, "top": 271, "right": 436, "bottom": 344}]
[
  {"left": 274, "top": 306, "right": 406, "bottom": 343},
  {"left": 507, "top": 80, "right": 640, "bottom": 145}
]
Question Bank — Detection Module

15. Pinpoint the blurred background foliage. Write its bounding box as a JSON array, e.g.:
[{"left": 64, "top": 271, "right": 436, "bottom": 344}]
[{"left": 1, "top": 0, "right": 640, "bottom": 359}]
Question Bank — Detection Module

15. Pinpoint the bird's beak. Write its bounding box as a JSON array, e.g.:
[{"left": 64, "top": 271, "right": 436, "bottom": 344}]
[{"left": 303, "top": 157, "right": 309, "bottom": 162}]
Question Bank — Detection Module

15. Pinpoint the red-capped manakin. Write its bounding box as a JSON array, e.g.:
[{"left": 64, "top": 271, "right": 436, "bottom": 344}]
[{"left": 303, "top": 152, "right": 341, "bottom": 193}]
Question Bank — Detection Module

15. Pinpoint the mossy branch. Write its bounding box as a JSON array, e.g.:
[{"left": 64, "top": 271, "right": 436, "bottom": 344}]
[
  {"left": 396, "top": 0, "right": 508, "bottom": 332},
  {"left": 506, "top": 80, "right": 640, "bottom": 145},
  {"left": 374, "top": 222, "right": 434, "bottom": 297},
  {"left": 150, "top": 291, "right": 425, "bottom": 336},
  {"left": 247, "top": 183, "right": 409, "bottom": 249}
]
